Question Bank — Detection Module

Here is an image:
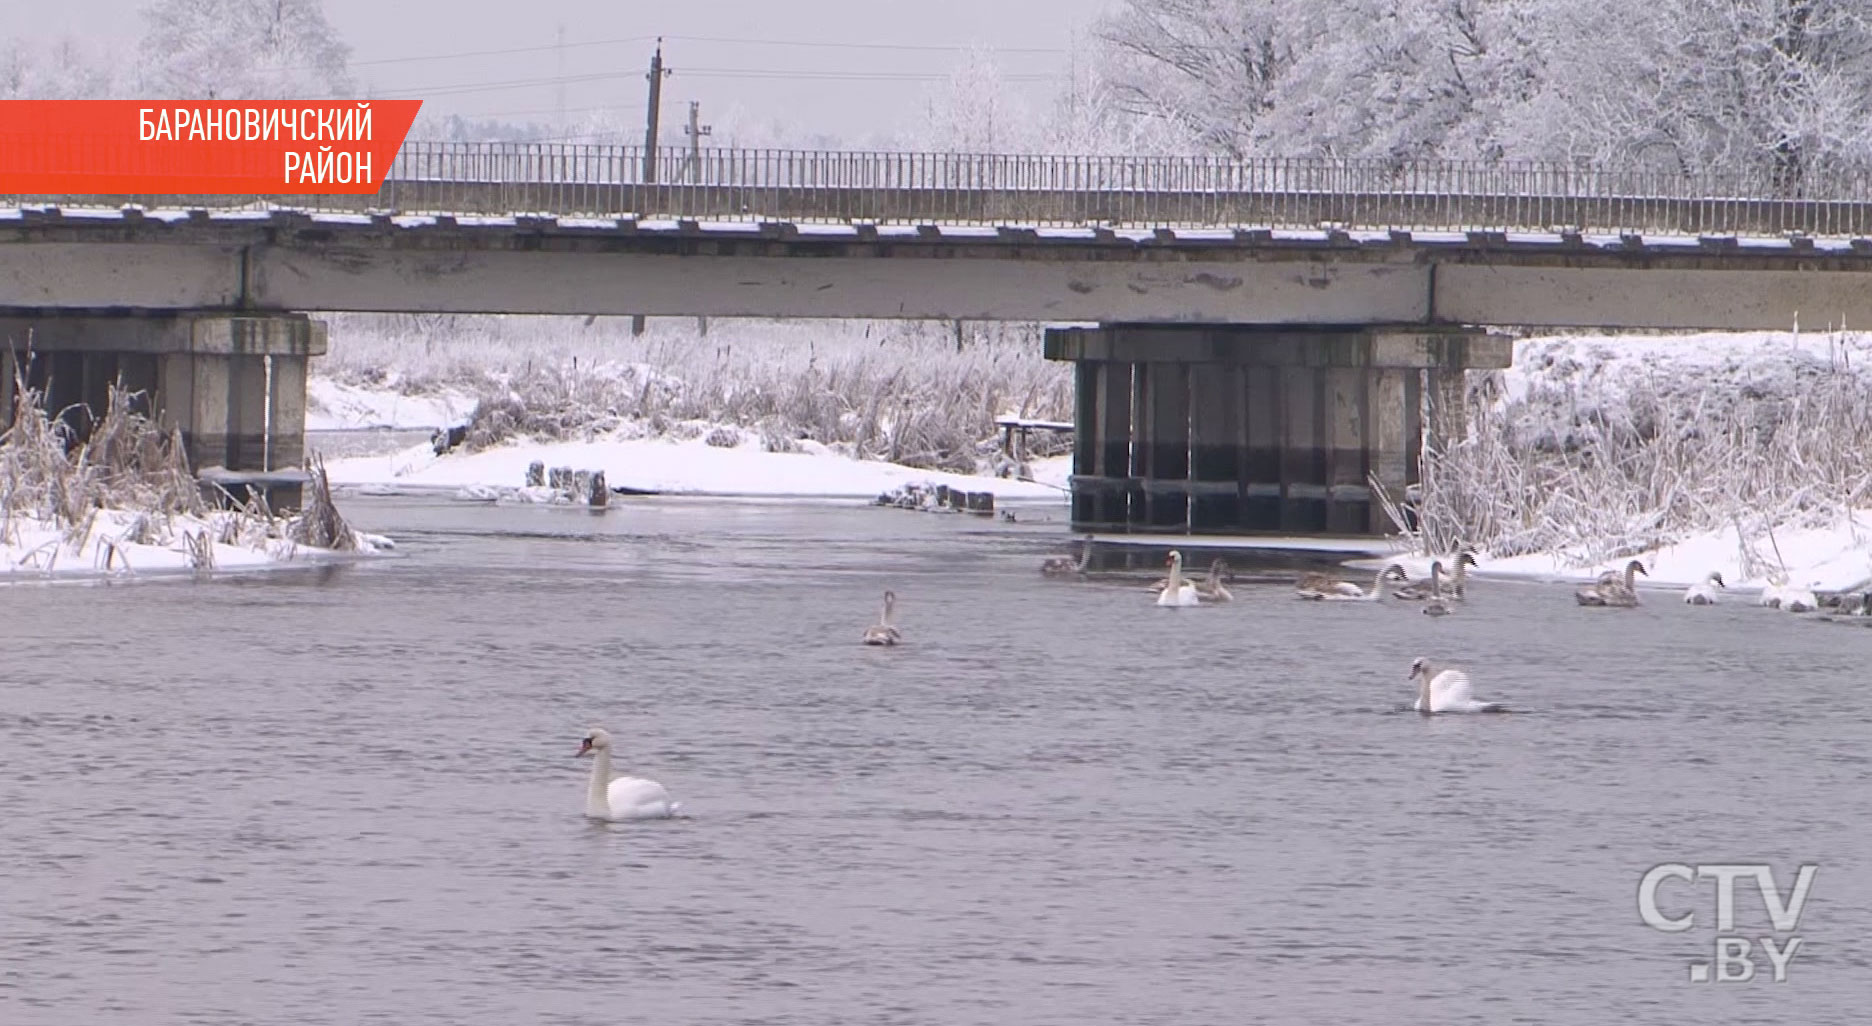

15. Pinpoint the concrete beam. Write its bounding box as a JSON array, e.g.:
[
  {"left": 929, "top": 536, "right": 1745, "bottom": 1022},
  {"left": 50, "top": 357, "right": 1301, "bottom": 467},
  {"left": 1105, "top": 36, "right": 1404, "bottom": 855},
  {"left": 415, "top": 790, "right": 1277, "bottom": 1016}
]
[
  {"left": 247, "top": 248, "right": 1431, "bottom": 323},
  {"left": 1432, "top": 265, "right": 1865, "bottom": 331},
  {"left": 0, "top": 243, "right": 244, "bottom": 309},
  {"left": 0, "top": 313, "right": 327, "bottom": 355},
  {"left": 1044, "top": 324, "right": 1511, "bottom": 369}
]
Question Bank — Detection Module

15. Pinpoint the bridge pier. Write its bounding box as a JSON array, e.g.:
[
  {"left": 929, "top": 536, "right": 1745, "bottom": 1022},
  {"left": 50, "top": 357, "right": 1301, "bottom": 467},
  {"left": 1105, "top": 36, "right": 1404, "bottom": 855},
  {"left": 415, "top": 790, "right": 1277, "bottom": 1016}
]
[
  {"left": 0, "top": 312, "right": 325, "bottom": 508},
  {"left": 1046, "top": 324, "right": 1512, "bottom": 537}
]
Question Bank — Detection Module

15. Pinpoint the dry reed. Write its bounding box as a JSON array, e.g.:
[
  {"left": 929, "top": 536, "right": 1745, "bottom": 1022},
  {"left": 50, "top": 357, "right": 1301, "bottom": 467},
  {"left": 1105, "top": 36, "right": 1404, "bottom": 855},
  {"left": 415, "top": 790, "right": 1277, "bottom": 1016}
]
[
  {"left": 319, "top": 315, "right": 1075, "bottom": 473},
  {"left": 1402, "top": 334, "right": 1872, "bottom": 568},
  {"left": 0, "top": 360, "right": 366, "bottom": 563}
]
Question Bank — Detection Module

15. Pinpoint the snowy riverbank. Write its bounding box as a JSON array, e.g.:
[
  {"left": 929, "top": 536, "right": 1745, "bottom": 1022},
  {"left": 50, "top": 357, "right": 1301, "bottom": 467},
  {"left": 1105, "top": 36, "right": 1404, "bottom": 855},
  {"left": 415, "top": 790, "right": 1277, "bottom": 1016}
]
[
  {"left": 0, "top": 507, "right": 393, "bottom": 582},
  {"left": 319, "top": 433, "right": 1071, "bottom": 503},
  {"left": 1365, "top": 510, "right": 1872, "bottom": 596},
  {"left": 306, "top": 377, "right": 478, "bottom": 432},
  {"left": 1384, "top": 328, "right": 1872, "bottom": 595},
  {"left": 0, "top": 372, "right": 393, "bottom": 583}
]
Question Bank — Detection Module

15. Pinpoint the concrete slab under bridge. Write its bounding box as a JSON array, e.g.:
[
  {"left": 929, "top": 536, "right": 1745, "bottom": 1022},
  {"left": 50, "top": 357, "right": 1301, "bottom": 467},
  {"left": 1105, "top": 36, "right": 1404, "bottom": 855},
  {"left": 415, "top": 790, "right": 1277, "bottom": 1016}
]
[{"left": 1047, "top": 323, "right": 1512, "bottom": 537}]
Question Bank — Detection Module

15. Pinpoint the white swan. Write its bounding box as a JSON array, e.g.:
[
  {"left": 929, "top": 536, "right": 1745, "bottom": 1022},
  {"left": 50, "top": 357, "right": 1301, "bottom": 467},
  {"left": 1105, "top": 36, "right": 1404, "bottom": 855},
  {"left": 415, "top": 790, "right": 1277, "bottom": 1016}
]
[
  {"left": 1300, "top": 566, "right": 1405, "bottom": 602},
  {"left": 1407, "top": 657, "right": 1507, "bottom": 714},
  {"left": 577, "top": 728, "right": 680, "bottom": 821},
  {"left": 1684, "top": 571, "right": 1726, "bottom": 605},
  {"left": 1757, "top": 574, "right": 1817, "bottom": 611},
  {"left": 1758, "top": 578, "right": 1786, "bottom": 608},
  {"left": 1157, "top": 550, "right": 1202, "bottom": 607},
  {"left": 1146, "top": 556, "right": 1230, "bottom": 597},
  {"left": 1577, "top": 560, "right": 1646, "bottom": 607},
  {"left": 863, "top": 590, "right": 902, "bottom": 645}
]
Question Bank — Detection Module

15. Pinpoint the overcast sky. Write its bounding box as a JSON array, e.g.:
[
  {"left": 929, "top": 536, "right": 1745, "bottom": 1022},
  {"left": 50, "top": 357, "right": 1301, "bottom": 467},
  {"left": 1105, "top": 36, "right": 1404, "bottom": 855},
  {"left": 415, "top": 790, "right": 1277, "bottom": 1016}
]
[{"left": 32, "top": 0, "right": 1117, "bottom": 142}]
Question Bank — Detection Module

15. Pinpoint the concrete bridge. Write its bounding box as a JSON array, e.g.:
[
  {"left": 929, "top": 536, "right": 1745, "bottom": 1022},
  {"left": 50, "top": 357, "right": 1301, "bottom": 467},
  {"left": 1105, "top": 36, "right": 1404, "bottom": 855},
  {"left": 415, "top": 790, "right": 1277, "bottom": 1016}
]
[{"left": 6, "top": 144, "right": 1872, "bottom": 528}]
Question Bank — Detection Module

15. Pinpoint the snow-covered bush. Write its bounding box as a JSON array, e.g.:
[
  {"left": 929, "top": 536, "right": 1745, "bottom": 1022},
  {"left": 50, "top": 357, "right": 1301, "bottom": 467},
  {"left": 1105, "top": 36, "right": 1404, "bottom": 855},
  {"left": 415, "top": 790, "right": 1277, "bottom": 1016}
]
[{"left": 1410, "top": 332, "right": 1872, "bottom": 566}]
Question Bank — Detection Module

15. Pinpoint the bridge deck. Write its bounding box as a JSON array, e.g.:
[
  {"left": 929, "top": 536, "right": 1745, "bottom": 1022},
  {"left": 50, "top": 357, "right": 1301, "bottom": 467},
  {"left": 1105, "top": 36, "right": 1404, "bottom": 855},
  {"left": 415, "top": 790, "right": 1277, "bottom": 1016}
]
[{"left": 7, "top": 205, "right": 1872, "bottom": 328}]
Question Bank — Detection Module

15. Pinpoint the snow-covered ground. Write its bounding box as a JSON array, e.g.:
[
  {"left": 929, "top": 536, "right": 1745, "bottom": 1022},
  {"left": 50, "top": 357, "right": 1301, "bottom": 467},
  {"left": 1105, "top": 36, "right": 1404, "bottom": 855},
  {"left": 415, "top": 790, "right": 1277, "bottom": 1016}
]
[
  {"left": 322, "top": 433, "right": 1071, "bottom": 503},
  {"left": 0, "top": 509, "right": 392, "bottom": 582},
  {"left": 1365, "top": 511, "right": 1872, "bottom": 596},
  {"left": 307, "top": 377, "right": 477, "bottom": 431},
  {"left": 1493, "top": 328, "right": 1872, "bottom": 415}
]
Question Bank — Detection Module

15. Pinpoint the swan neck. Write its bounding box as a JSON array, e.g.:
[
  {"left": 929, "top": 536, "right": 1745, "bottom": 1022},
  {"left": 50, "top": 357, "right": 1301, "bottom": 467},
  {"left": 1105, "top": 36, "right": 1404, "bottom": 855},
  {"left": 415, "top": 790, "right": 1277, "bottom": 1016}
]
[
  {"left": 586, "top": 748, "right": 613, "bottom": 817},
  {"left": 1417, "top": 672, "right": 1434, "bottom": 713}
]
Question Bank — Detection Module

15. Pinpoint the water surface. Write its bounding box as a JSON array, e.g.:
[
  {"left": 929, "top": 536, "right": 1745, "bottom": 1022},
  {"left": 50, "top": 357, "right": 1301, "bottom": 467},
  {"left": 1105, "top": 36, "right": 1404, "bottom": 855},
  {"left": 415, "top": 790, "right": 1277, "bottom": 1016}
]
[{"left": 3, "top": 497, "right": 1868, "bottom": 1025}]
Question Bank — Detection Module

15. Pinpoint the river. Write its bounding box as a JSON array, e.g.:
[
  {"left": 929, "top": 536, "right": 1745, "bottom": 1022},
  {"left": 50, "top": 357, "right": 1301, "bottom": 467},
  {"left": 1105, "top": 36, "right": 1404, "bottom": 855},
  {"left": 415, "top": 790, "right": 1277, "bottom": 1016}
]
[{"left": 2, "top": 496, "right": 1868, "bottom": 1025}]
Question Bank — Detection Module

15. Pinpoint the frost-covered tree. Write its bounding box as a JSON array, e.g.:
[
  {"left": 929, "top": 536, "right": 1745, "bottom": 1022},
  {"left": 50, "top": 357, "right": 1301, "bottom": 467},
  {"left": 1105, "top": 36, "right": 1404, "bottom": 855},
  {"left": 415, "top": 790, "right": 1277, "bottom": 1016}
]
[
  {"left": 1094, "top": 0, "right": 1872, "bottom": 184},
  {"left": 1094, "top": 0, "right": 1308, "bottom": 156},
  {"left": 138, "top": 0, "right": 353, "bottom": 99},
  {"left": 1516, "top": 0, "right": 1872, "bottom": 190},
  {"left": 919, "top": 47, "right": 1033, "bottom": 152},
  {"left": 0, "top": 36, "right": 124, "bottom": 98},
  {"left": 1258, "top": 0, "right": 1543, "bottom": 160},
  {"left": 1040, "top": 32, "right": 1200, "bottom": 154},
  {"left": 407, "top": 112, "right": 556, "bottom": 143},
  {"left": 712, "top": 105, "right": 850, "bottom": 150},
  {"left": 1093, "top": 0, "right": 1549, "bottom": 159}
]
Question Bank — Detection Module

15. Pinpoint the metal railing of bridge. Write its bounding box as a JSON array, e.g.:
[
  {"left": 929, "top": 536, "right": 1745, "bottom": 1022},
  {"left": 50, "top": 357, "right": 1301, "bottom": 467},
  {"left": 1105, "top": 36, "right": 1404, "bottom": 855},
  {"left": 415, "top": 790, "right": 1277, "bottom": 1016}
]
[{"left": 13, "top": 142, "right": 1872, "bottom": 237}]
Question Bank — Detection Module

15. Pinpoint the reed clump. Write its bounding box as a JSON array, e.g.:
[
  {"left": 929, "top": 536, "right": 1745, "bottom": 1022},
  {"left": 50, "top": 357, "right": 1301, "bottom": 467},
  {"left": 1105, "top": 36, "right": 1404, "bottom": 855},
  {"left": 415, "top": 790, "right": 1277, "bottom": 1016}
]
[
  {"left": 0, "top": 365, "right": 368, "bottom": 566},
  {"left": 1399, "top": 333, "right": 1872, "bottom": 568}
]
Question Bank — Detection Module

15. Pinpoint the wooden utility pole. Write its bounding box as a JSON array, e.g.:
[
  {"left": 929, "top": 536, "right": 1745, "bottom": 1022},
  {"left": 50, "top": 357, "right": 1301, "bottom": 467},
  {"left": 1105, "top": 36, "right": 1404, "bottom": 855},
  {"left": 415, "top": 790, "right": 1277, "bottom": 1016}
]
[
  {"left": 685, "top": 99, "right": 714, "bottom": 337},
  {"left": 684, "top": 100, "right": 712, "bottom": 182},
  {"left": 635, "top": 39, "right": 671, "bottom": 336},
  {"left": 642, "top": 39, "right": 671, "bottom": 183}
]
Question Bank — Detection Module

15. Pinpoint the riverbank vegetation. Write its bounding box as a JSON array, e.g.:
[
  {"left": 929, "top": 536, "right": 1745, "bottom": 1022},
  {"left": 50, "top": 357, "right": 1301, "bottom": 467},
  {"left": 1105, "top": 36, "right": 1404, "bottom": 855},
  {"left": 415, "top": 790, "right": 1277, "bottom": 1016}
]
[
  {"left": 318, "top": 315, "right": 1075, "bottom": 476},
  {"left": 1403, "top": 331, "right": 1872, "bottom": 585},
  {"left": 0, "top": 370, "right": 376, "bottom": 576}
]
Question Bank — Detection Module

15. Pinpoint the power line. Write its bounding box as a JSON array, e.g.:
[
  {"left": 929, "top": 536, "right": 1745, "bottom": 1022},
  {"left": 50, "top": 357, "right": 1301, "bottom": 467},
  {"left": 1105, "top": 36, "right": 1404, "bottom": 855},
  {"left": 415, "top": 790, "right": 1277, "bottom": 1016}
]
[
  {"left": 664, "top": 34, "right": 1071, "bottom": 55},
  {"left": 346, "top": 34, "right": 659, "bottom": 68},
  {"left": 338, "top": 36, "right": 1078, "bottom": 82},
  {"left": 430, "top": 103, "right": 619, "bottom": 121},
  {"left": 342, "top": 33, "right": 1070, "bottom": 72},
  {"left": 682, "top": 67, "right": 1064, "bottom": 81},
  {"left": 376, "top": 66, "right": 1064, "bottom": 99}
]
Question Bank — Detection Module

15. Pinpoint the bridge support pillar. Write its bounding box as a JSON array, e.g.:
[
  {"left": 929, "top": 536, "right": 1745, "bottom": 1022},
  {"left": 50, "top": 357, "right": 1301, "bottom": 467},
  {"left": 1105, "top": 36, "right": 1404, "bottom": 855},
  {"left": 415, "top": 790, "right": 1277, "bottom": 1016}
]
[
  {"left": 1045, "top": 324, "right": 1511, "bottom": 537},
  {"left": 0, "top": 312, "right": 326, "bottom": 508}
]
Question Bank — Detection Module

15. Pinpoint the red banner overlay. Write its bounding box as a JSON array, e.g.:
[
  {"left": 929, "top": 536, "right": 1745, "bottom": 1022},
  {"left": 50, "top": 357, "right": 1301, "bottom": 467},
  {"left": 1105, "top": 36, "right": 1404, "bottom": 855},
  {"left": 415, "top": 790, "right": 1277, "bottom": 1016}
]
[{"left": 0, "top": 100, "right": 422, "bottom": 195}]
